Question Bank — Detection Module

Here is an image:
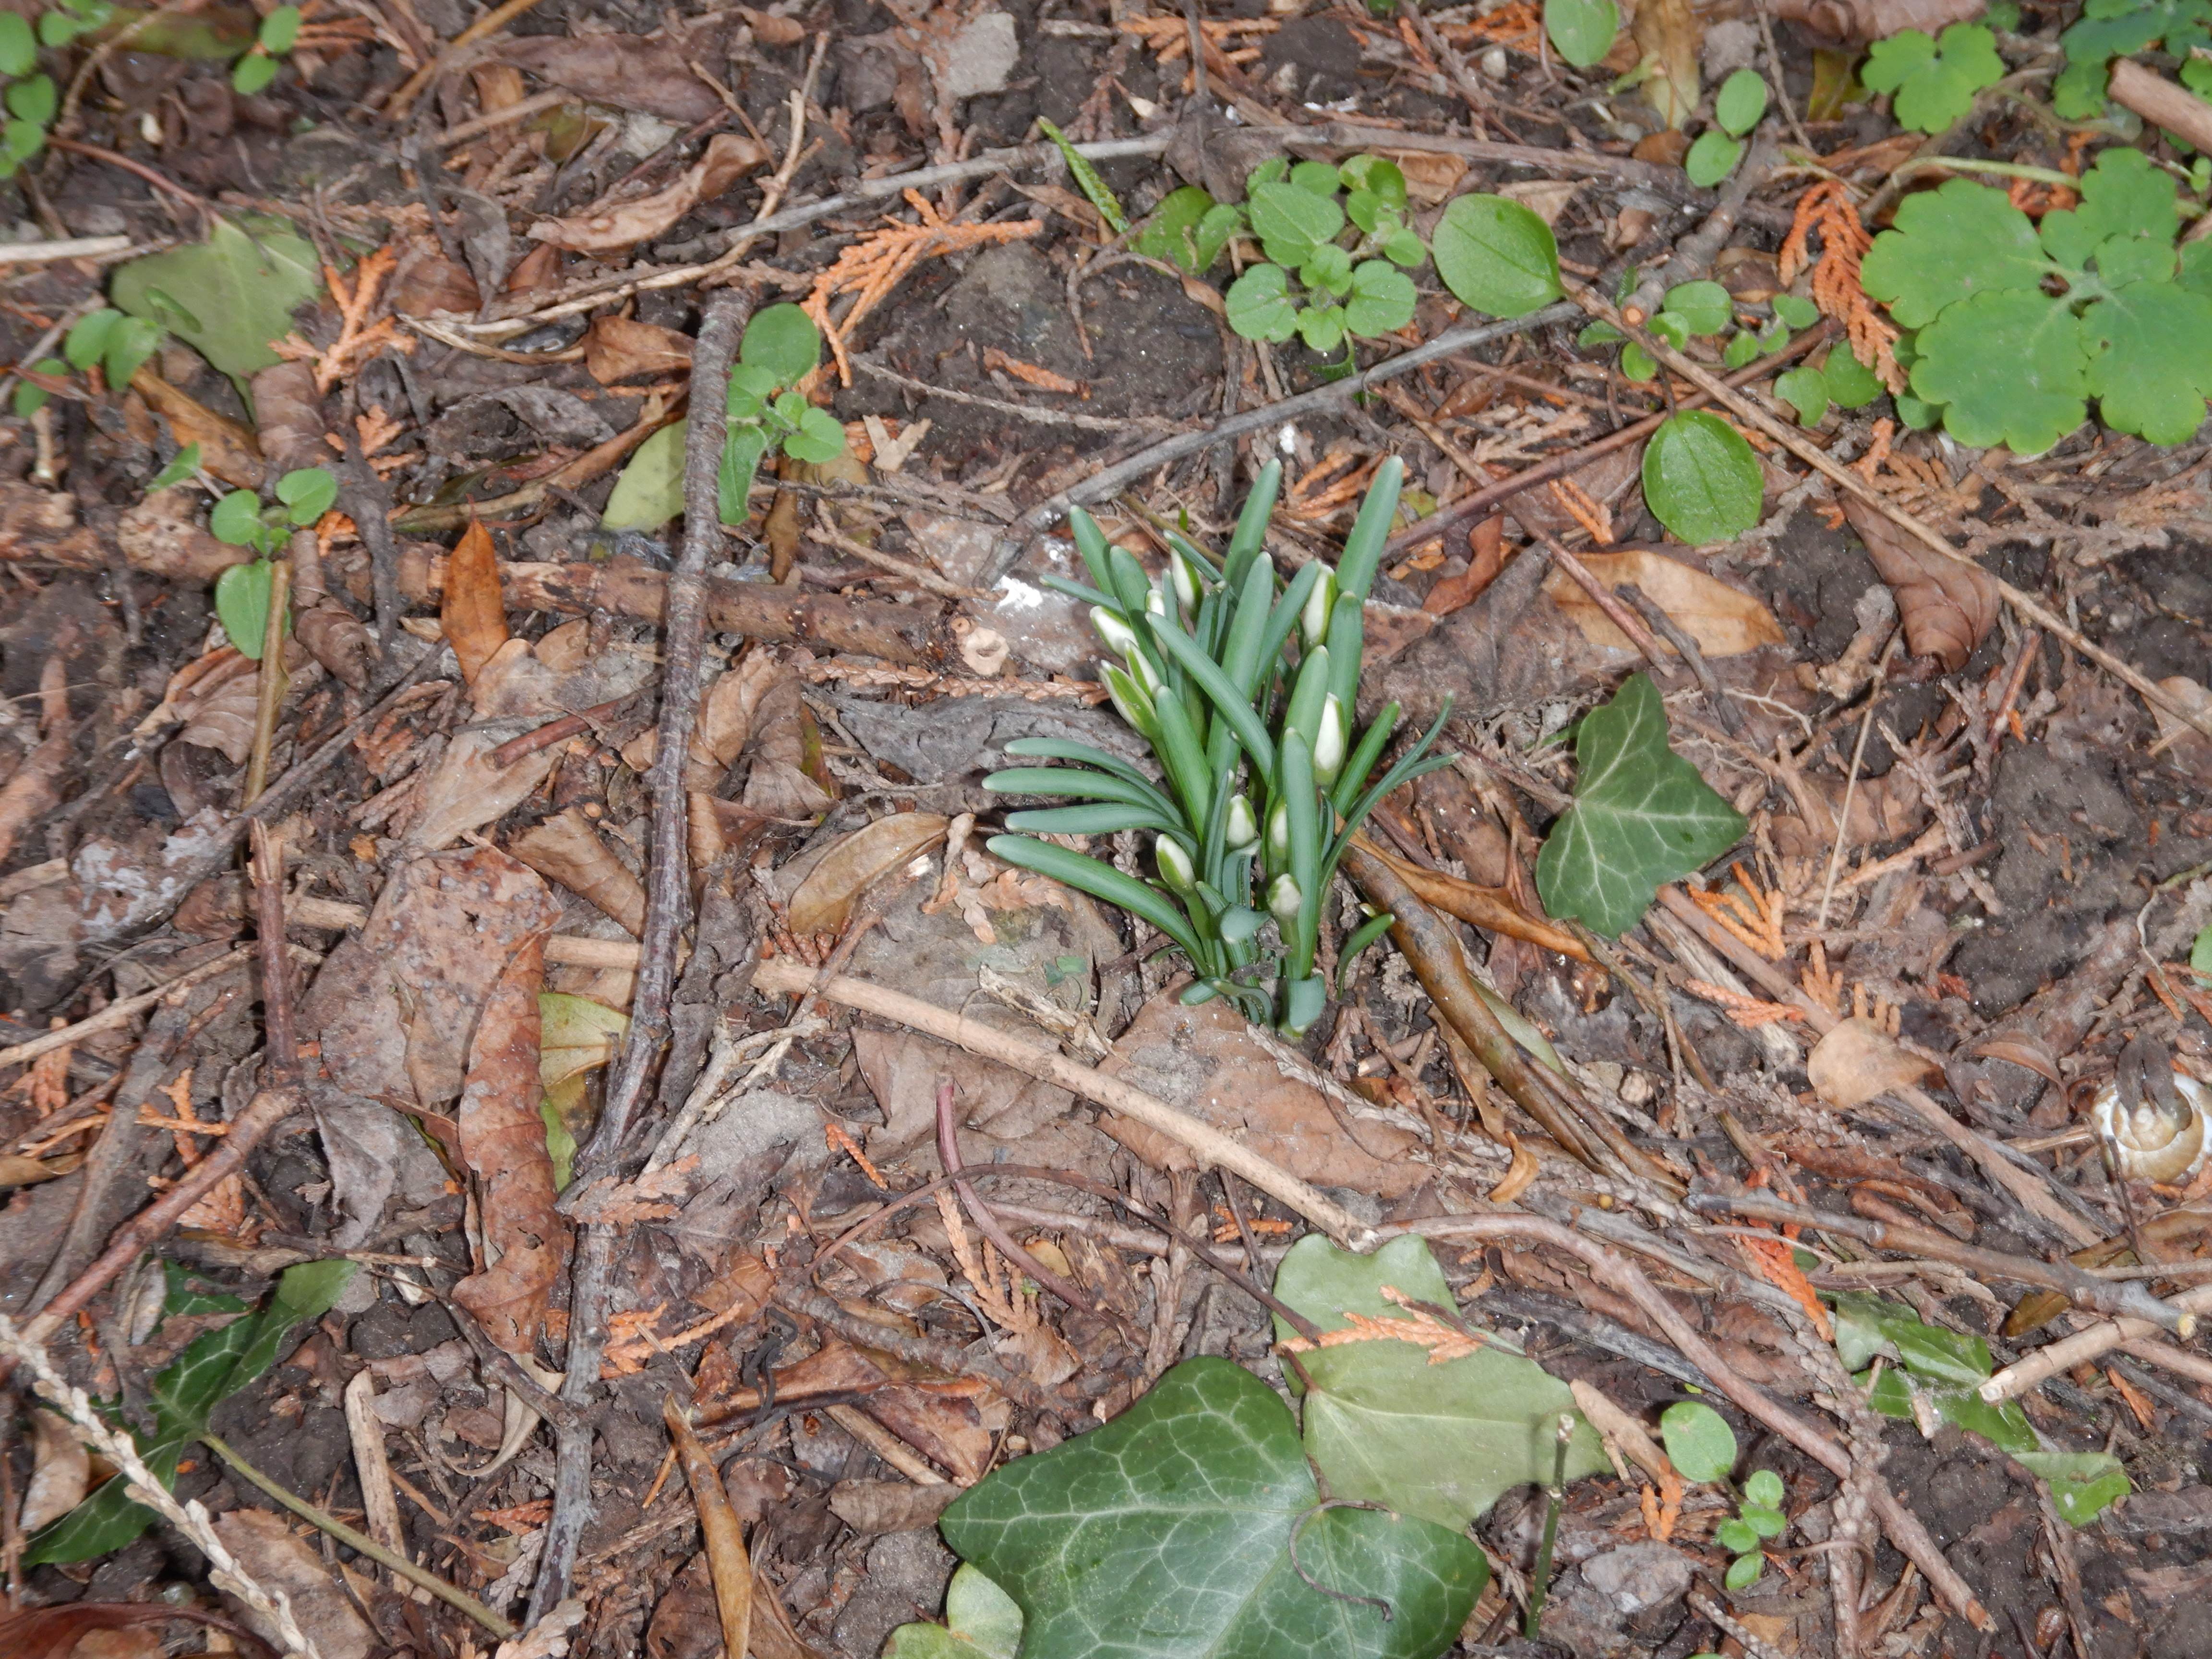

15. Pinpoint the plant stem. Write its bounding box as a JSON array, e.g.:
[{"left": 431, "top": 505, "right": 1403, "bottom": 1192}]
[
  {"left": 1524, "top": 1413, "right": 1575, "bottom": 1639},
  {"left": 241, "top": 557, "right": 291, "bottom": 806},
  {"left": 203, "top": 1432, "right": 517, "bottom": 1639}
]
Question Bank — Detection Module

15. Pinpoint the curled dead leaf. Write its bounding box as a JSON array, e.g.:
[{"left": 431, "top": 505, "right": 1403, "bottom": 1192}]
[
  {"left": 1543, "top": 549, "right": 1787, "bottom": 658},
  {"left": 529, "top": 134, "right": 769, "bottom": 253},
  {"left": 20, "top": 1407, "right": 89, "bottom": 1533},
  {"left": 500, "top": 19, "right": 735, "bottom": 122},
  {"left": 129, "top": 366, "right": 262, "bottom": 486},
  {"left": 403, "top": 728, "right": 562, "bottom": 854},
  {"left": 443, "top": 519, "right": 511, "bottom": 689},
  {"left": 1769, "top": 0, "right": 1984, "bottom": 42},
  {"left": 584, "top": 315, "right": 695, "bottom": 385},
  {"left": 212, "top": 1509, "right": 377, "bottom": 1659},
  {"left": 788, "top": 812, "right": 951, "bottom": 936},
  {"left": 118, "top": 490, "right": 251, "bottom": 583},
  {"left": 1842, "top": 498, "right": 1996, "bottom": 672},
  {"left": 512, "top": 807, "right": 647, "bottom": 935},
  {"left": 1807, "top": 1015, "right": 1935, "bottom": 1109},
  {"left": 453, "top": 934, "right": 569, "bottom": 1353}
]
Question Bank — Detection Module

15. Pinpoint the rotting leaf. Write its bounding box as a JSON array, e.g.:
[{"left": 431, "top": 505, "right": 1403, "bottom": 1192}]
[
  {"left": 583, "top": 315, "right": 694, "bottom": 384},
  {"left": 454, "top": 934, "right": 570, "bottom": 1355},
  {"left": 601, "top": 420, "right": 688, "bottom": 531},
  {"left": 1541, "top": 550, "right": 1787, "bottom": 658},
  {"left": 1840, "top": 497, "right": 1995, "bottom": 671},
  {"left": 1273, "top": 1235, "right": 1607, "bottom": 1531},
  {"left": 111, "top": 216, "right": 322, "bottom": 380},
  {"left": 27, "top": 1261, "right": 358, "bottom": 1563},
  {"left": 1535, "top": 673, "right": 1747, "bottom": 938},
  {"left": 529, "top": 134, "right": 769, "bottom": 253},
  {"left": 1806, "top": 1015, "right": 1934, "bottom": 1109},
  {"left": 940, "top": 1356, "right": 1486, "bottom": 1659},
  {"left": 442, "top": 518, "right": 510, "bottom": 688},
  {"left": 787, "top": 812, "right": 951, "bottom": 936}
]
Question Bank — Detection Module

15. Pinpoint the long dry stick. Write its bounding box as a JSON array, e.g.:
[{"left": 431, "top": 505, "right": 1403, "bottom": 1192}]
[
  {"left": 749, "top": 957, "right": 1378, "bottom": 1245},
  {"left": 1410, "top": 1215, "right": 1991, "bottom": 1631},
  {"left": 529, "top": 287, "right": 754, "bottom": 1627},
  {"left": 1981, "top": 1282, "right": 2212, "bottom": 1402},
  {"left": 1569, "top": 284, "right": 2212, "bottom": 745}
]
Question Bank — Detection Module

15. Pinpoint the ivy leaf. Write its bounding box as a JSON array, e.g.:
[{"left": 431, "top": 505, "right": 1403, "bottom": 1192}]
[
  {"left": 27, "top": 1261, "right": 356, "bottom": 1563},
  {"left": 1641, "top": 410, "right": 1763, "bottom": 544},
  {"left": 1859, "top": 24, "right": 2004, "bottom": 133},
  {"left": 1250, "top": 180, "right": 1344, "bottom": 268},
  {"left": 1272, "top": 1236, "right": 1607, "bottom": 1532},
  {"left": 1542, "top": 0, "right": 1618, "bottom": 66},
  {"left": 2015, "top": 1452, "right": 2132, "bottom": 1526},
  {"left": 887, "top": 1565, "right": 1025, "bottom": 1659},
  {"left": 940, "top": 1357, "right": 1487, "bottom": 1659},
  {"left": 1431, "top": 195, "right": 1562, "bottom": 318},
  {"left": 1910, "top": 289, "right": 2087, "bottom": 455},
  {"left": 2039, "top": 144, "right": 2180, "bottom": 272},
  {"left": 1535, "top": 673, "right": 1747, "bottom": 937},
  {"left": 111, "top": 216, "right": 322, "bottom": 378},
  {"left": 1343, "top": 260, "right": 1416, "bottom": 336},
  {"left": 2080, "top": 280, "right": 2212, "bottom": 444},
  {"left": 1860, "top": 179, "right": 2046, "bottom": 328},
  {"left": 1226, "top": 264, "right": 1301, "bottom": 343}
]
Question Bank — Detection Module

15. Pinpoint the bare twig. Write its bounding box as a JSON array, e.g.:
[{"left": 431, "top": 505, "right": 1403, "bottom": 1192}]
[{"left": 530, "top": 288, "right": 755, "bottom": 1626}]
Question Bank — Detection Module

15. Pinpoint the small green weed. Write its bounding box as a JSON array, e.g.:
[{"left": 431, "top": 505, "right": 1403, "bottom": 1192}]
[{"left": 1659, "top": 1401, "right": 1787, "bottom": 1589}]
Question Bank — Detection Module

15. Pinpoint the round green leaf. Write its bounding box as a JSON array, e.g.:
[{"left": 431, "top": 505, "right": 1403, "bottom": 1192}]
[
  {"left": 1290, "top": 159, "right": 1342, "bottom": 197},
  {"left": 1741, "top": 1504, "right": 1787, "bottom": 1539},
  {"left": 1649, "top": 311, "right": 1691, "bottom": 350},
  {"left": 0, "top": 13, "right": 36, "bottom": 76},
  {"left": 209, "top": 489, "right": 268, "bottom": 547},
  {"left": 1659, "top": 1400, "right": 1739, "bottom": 1484},
  {"left": 232, "top": 51, "right": 278, "bottom": 95},
  {"left": 1771, "top": 292, "right": 1820, "bottom": 329},
  {"left": 1715, "top": 68, "right": 1768, "bottom": 136},
  {"left": 1725, "top": 1551, "right": 1766, "bottom": 1590},
  {"left": 1381, "top": 225, "right": 1426, "bottom": 267},
  {"left": 13, "top": 380, "right": 47, "bottom": 417},
  {"left": 64, "top": 309, "right": 122, "bottom": 372},
  {"left": 1721, "top": 330, "right": 1761, "bottom": 368},
  {"left": 1684, "top": 130, "right": 1744, "bottom": 188},
  {"left": 3, "top": 116, "right": 43, "bottom": 161},
  {"left": 215, "top": 557, "right": 275, "bottom": 656},
  {"left": 725, "top": 361, "right": 781, "bottom": 421},
  {"left": 1621, "top": 341, "right": 1658, "bottom": 382},
  {"left": 1343, "top": 260, "right": 1416, "bottom": 337},
  {"left": 1743, "top": 1469, "right": 1785, "bottom": 1509},
  {"left": 1775, "top": 365, "right": 1828, "bottom": 425},
  {"left": 1250, "top": 179, "right": 1344, "bottom": 267},
  {"left": 7, "top": 73, "right": 56, "bottom": 127},
  {"left": 1642, "top": 409, "right": 1763, "bottom": 543},
  {"left": 1543, "top": 0, "right": 1619, "bottom": 67},
  {"left": 259, "top": 4, "right": 301, "bottom": 52},
  {"left": 1226, "top": 264, "right": 1300, "bottom": 343},
  {"left": 1661, "top": 279, "right": 1732, "bottom": 337},
  {"left": 1431, "top": 194, "right": 1563, "bottom": 318},
  {"left": 1895, "top": 392, "right": 1940, "bottom": 429},
  {"left": 1338, "top": 155, "right": 1407, "bottom": 210},
  {"left": 1820, "top": 345, "right": 1883, "bottom": 409},
  {"left": 739, "top": 302, "right": 822, "bottom": 386},
  {"left": 276, "top": 466, "right": 338, "bottom": 524},
  {"left": 1715, "top": 1517, "right": 1760, "bottom": 1554},
  {"left": 1302, "top": 241, "right": 1354, "bottom": 296},
  {"left": 39, "top": 11, "right": 80, "bottom": 46}
]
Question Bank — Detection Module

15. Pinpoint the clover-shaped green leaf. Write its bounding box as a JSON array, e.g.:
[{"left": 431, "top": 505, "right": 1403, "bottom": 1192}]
[
  {"left": 1860, "top": 179, "right": 2047, "bottom": 327},
  {"left": 940, "top": 1356, "right": 1487, "bottom": 1659},
  {"left": 783, "top": 404, "right": 847, "bottom": 464},
  {"left": 1909, "top": 288, "right": 2087, "bottom": 454},
  {"left": 1226, "top": 263, "right": 1300, "bottom": 343},
  {"left": 1250, "top": 179, "right": 1344, "bottom": 267},
  {"left": 1861, "top": 23, "right": 2004, "bottom": 133},
  {"left": 276, "top": 466, "right": 337, "bottom": 525},
  {"left": 1297, "top": 303, "right": 1347, "bottom": 353},
  {"left": 1535, "top": 673, "right": 1748, "bottom": 936},
  {"left": 1303, "top": 241, "right": 1354, "bottom": 296},
  {"left": 2080, "top": 280, "right": 2212, "bottom": 445},
  {"left": 1343, "top": 260, "right": 1416, "bottom": 336}
]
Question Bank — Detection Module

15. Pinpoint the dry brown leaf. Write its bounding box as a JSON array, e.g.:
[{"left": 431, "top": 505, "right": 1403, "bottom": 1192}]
[
  {"left": 454, "top": 933, "right": 570, "bottom": 1353},
  {"left": 294, "top": 602, "right": 378, "bottom": 691},
  {"left": 1099, "top": 994, "right": 1428, "bottom": 1198},
  {"left": 388, "top": 237, "right": 481, "bottom": 316},
  {"left": 20, "top": 1407, "right": 88, "bottom": 1533},
  {"left": 788, "top": 812, "right": 951, "bottom": 935},
  {"left": 529, "top": 134, "right": 769, "bottom": 253},
  {"left": 745, "top": 1341, "right": 1009, "bottom": 1483},
  {"left": 1631, "top": 0, "right": 1700, "bottom": 130},
  {"left": 116, "top": 489, "right": 250, "bottom": 583},
  {"left": 177, "top": 667, "right": 262, "bottom": 764},
  {"left": 1384, "top": 150, "right": 1467, "bottom": 204},
  {"left": 443, "top": 519, "right": 510, "bottom": 688},
  {"left": 128, "top": 366, "right": 261, "bottom": 486},
  {"left": 501, "top": 19, "right": 734, "bottom": 121},
  {"left": 212, "top": 1509, "right": 376, "bottom": 1659},
  {"left": 1842, "top": 497, "right": 1996, "bottom": 671},
  {"left": 584, "top": 315, "right": 695, "bottom": 385},
  {"left": 403, "top": 728, "right": 561, "bottom": 853},
  {"left": 301, "top": 846, "right": 565, "bottom": 1112},
  {"left": 1807, "top": 1016, "right": 1935, "bottom": 1109},
  {"left": 739, "top": 4, "right": 806, "bottom": 45},
  {"left": 1543, "top": 549, "right": 1788, "bottom": 657},
  {"left": 511, "top": 807, "right": 647, "bottom": 935},
  {"left": 0, "top": 1606, "right": 266, "bottom": 1659},
  {"left": 249, "top": 362, "right": 326, "bottom": 475},
  {"left": 1770, "top": 0, "right": 1983, "bottom": 41}
]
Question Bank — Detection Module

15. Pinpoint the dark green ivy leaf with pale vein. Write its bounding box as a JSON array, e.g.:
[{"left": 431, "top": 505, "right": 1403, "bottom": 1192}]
[
  {"left": 940, "top": 1357, "right": 1485, "bottom": 1659},
  {"left": 1535, "top": 673, "right": 1746, "bottom": 937}
]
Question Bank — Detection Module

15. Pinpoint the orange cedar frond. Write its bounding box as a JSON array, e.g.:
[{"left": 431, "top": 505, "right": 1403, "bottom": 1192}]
[
  {"left": 1737, "top": 1230, "right": 1833, "bottom": 1340},
  {"left": 1780, "top": 181, "right": 1902, "bottom": 393}
]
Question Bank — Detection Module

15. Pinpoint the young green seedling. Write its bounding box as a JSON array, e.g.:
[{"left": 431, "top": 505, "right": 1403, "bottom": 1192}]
[
  {"left": 209, "top": 467, "right": 337, "bottom": 658},
  {"left": 1659, "top": 1401, "right": 1784, "bottom": 1589},
  {"left": 232, "top": 4, "right": 302, "bottom": 93}
]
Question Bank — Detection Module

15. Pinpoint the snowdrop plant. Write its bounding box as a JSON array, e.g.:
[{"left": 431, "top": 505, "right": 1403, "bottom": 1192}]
[{"left": 984, "top": 458, "right": 1450, "bottom": 1035}]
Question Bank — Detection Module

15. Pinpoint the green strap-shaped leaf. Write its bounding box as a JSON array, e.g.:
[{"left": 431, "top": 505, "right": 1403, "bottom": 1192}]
[
  {"left": 1004, "top": 804, "right": 1186, "bottom": 838},
  {"left": 1333, "top": 457, "right": 1403, "bottom": 601},
  {"left": 1036, "top": 118, "right": 1129, "bottom": 236},
  {"left": 983, "top": 767, "right": 1180, "bottom": 820},
  {"left": 986, "top": 835, "right": 1206, "bottom": 967},
  {"left": 1146, "top": 616, "right": 1276, "bottom": 782},
  {"left": 1224, "top": 458, "right": 1282, "bottom": 588}
]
